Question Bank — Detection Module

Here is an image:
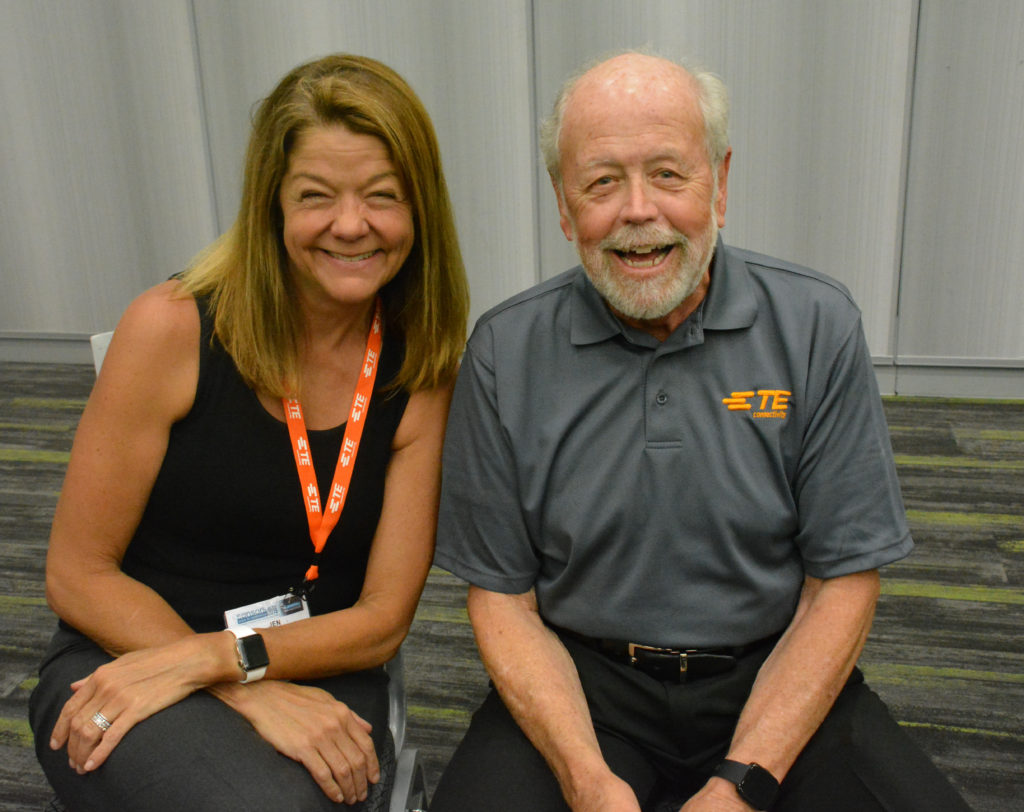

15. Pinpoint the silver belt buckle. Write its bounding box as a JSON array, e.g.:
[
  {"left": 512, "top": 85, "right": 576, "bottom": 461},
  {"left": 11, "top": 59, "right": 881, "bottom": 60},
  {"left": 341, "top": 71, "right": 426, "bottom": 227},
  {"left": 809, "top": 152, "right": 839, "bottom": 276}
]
[{"left": 627, "top": 642, "right": 688, "bottom": 675}]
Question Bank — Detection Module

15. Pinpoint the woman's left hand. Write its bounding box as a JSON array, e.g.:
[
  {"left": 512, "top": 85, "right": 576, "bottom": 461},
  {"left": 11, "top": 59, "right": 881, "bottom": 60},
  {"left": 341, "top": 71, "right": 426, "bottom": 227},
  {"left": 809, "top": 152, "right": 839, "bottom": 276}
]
[
  {"left": 209, "top": 679, "right": 381, "bottom": 805},
  {"left": 50, "top": 634, "right": 226, "bottom": 773}
]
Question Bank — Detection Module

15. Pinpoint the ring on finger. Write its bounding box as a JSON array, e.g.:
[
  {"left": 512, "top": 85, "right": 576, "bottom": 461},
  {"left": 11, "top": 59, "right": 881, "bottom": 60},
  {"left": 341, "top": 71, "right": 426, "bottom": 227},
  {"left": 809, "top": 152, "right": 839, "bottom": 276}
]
[{"left": 91, "top": 711, "right": 112, "bottom": 732}]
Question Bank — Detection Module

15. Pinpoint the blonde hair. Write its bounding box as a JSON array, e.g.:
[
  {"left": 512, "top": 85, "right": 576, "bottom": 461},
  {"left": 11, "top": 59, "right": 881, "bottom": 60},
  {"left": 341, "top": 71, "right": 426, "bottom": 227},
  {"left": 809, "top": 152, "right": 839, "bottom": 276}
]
[{"left": 181, "top": 54, "right": 469, "bottom": 396}]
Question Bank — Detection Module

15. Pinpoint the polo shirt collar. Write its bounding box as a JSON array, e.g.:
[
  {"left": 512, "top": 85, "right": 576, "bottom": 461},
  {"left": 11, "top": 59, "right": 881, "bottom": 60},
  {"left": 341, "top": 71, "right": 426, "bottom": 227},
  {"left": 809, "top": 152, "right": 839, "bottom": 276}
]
[
  {"left": 702, "top": 236, "right": 758, "bottom": 330},
  {"left": 569, "top": 235, "right": 758, "bottom": 346},
  {"left": 569, "top": 270, "right": 623, "bottom": 346}
]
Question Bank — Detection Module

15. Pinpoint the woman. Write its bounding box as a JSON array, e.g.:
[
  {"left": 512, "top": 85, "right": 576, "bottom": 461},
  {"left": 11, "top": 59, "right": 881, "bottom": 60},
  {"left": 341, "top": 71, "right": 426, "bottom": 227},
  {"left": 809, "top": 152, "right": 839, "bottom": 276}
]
[{"left": 29, "top": 53, "right": 469, "bottom": 810}]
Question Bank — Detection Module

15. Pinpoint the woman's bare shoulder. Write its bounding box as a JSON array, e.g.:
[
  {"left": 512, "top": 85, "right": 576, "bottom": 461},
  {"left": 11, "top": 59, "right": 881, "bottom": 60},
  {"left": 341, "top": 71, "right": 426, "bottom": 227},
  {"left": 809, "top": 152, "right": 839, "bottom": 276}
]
[
  {"left": 95, "top": 279, "right": 202, "bottom": 421},
  {"left": 117, "top": 279, "right": 199, "bottom": 345}
]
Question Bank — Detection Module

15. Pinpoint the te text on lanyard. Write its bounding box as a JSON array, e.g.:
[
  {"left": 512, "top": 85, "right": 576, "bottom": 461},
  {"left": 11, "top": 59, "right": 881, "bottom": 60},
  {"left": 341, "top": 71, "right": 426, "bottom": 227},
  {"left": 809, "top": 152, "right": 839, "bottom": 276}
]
[{"left": 283, "top": 298, "right": 383, "bottom": 596}]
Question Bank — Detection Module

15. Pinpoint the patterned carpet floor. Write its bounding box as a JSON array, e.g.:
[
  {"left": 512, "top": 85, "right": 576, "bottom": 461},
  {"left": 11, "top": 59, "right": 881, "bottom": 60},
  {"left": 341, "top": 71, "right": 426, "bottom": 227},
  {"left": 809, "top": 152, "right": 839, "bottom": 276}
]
[{"left": 1, "top": 362, "right": 1021, "bottom": 811}]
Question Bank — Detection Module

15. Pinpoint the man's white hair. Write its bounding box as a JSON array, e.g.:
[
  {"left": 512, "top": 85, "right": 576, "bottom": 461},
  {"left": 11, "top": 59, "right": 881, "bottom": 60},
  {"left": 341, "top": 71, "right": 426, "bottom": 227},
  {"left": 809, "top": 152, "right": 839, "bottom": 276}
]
[{"left": 539, "top": 50, "right": 730, "bottom": 187}]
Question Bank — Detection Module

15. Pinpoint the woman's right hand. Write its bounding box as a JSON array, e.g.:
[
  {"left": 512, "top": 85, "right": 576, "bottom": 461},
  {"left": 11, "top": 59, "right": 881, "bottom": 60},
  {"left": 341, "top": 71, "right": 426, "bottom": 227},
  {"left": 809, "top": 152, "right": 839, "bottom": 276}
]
[{"left": 209, "top": 679, "right": 380, "bottom": 805}]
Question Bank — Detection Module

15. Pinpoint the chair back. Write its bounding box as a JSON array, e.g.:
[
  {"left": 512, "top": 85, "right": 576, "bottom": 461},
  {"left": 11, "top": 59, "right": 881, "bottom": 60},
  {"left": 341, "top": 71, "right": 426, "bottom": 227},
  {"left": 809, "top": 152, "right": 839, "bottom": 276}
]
[{"left": 89, "top": 331, "right": 114, "bottom": 373}]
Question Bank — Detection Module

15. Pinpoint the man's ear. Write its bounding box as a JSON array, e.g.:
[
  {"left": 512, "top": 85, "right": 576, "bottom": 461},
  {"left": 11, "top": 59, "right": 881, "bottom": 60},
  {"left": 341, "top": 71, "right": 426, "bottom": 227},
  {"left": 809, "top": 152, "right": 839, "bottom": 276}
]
[
  {"left": 714, "top": 148, "right": 732, "bottom": 228},
  {"left": 552, "top": 176, "right": 575, "bottom": 241}
]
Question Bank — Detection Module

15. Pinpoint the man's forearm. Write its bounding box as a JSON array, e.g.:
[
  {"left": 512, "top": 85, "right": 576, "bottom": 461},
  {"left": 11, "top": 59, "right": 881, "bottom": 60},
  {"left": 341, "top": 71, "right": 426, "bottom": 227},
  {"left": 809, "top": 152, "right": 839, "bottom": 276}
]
[
  {"left": 467, "top": 586, "right": 640, "bottom": 811},
  {"left": 724, "top": 570, "right": 879, "bottom": 781}
]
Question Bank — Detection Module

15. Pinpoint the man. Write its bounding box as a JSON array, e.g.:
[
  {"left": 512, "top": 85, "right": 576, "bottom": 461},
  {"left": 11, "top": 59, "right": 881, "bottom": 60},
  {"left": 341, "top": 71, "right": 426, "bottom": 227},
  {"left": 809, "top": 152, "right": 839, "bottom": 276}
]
[{"left": 431, "top": 53, "right": 970, "bottom": 811}]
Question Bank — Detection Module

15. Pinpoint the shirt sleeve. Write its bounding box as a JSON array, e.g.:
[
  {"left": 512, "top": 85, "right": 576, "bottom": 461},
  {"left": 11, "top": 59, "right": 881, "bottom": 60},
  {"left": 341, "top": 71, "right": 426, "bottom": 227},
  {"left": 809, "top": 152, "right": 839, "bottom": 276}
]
[
  {"left": 433, "top": 329, "right": 541, "bottom": 594},
  {"left": 793, "top": 315, "right": 913, "bottom": 577}
]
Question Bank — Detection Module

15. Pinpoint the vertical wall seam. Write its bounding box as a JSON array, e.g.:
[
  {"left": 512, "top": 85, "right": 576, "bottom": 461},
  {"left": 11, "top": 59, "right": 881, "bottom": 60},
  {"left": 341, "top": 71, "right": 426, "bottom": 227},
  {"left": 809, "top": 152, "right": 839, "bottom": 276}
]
[
  {"left": 892, "top": 0, "right": 925, "bottom": 394},
  {"left": 187, "top": 0, "right": 222, "bottom": 238},
  {"left": 526, "top": 0, "right": 544, "bottom": 285}
]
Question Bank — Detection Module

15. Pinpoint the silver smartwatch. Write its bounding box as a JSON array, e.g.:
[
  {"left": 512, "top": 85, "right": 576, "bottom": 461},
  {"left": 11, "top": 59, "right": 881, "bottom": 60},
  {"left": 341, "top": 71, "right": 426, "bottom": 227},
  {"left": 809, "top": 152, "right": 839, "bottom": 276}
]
[{"left": 227, "top": 626, "right": 269, "bottom": 683}]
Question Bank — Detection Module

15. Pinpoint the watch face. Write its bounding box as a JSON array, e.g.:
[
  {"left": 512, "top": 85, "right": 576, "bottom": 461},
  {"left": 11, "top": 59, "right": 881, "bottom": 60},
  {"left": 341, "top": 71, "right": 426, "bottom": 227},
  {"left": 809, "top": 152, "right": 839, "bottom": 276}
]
[
  {"left": 238, "top": 633, "right": 269, "bottom": 671},
  {"left": 738, "top": 763, "right": 780, "bottom": 809}
]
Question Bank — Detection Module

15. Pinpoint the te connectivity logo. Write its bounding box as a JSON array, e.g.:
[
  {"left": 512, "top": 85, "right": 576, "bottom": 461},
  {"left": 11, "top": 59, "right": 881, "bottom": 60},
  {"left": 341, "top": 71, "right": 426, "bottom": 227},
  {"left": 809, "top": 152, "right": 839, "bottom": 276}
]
[{"left": 722, "top": 389, "right": 791, "bottom": 419}]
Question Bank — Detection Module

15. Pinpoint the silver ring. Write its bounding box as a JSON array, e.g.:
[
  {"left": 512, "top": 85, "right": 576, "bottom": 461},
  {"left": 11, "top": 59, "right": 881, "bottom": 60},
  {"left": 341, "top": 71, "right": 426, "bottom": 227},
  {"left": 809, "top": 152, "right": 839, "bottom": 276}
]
[{"left": 91, "top": 711, "right": 112, "bottom": 732}]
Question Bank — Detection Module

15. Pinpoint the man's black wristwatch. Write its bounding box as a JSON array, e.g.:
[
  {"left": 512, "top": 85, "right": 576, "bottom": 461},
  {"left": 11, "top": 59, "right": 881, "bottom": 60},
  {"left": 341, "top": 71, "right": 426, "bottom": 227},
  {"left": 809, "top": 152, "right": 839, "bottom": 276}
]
[{"left": 713, "top": 759, "right": 780, "bottom": 810}]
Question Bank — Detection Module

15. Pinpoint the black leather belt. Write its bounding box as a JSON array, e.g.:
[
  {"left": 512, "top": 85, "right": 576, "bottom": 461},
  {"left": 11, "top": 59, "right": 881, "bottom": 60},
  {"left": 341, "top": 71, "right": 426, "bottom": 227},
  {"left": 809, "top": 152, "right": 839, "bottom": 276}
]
[{"left": 552, "top": 626, "right": 782, "bottom": 684}]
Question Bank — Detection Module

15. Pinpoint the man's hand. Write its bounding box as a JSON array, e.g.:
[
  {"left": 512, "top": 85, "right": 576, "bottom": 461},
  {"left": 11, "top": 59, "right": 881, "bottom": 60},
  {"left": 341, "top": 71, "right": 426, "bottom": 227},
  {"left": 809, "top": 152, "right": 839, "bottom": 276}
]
[
  {"left": 679, "top": 777, "right": 753, "bottom": 811},
  {"left": 211, "top": 679, "right": 379, "bottom": 805},
  {"left": 568, "top": 771, "right": 643, "bottom": 811}
]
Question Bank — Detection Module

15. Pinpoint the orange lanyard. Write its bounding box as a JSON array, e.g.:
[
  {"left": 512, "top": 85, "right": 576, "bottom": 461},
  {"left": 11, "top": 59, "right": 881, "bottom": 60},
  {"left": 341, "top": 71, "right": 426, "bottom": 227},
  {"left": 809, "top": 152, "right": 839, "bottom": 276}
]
[{"left": 283, "top": 299, "right": 383, "bottom": 590}]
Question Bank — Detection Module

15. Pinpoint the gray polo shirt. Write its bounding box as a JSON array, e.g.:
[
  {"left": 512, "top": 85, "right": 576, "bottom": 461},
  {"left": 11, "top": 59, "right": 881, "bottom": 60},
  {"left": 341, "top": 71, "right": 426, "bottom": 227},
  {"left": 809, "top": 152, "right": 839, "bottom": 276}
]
[{"left": 435, "top": 238, "right": 912, "bottom": 647}]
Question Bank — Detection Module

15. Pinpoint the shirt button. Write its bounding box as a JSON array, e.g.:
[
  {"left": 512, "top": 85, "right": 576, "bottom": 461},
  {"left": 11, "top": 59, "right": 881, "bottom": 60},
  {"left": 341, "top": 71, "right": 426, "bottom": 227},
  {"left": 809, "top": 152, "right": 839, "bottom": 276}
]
[{"left": 656, "top": 391, "right": 669, "bottom": 405}]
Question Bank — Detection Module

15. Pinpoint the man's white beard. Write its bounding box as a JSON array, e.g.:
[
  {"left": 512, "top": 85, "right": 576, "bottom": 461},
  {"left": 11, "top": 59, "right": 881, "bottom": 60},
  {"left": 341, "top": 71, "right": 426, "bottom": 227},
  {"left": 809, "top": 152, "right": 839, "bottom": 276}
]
[{"left": 577, "top": 212, "right": 718, "bottom": 322}]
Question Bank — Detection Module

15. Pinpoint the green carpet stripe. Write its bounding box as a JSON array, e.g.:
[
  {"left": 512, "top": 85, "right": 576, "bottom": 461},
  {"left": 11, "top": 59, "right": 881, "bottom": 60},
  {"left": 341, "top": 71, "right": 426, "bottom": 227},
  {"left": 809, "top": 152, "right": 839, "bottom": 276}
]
[
  {"left": 407, "top": 704, "right": 472, "bottom": 724},
  {"left": 894, "top": 454, "right": 1024, "bottom": 471},
  {"left": 885, "top": 425, "right": 940, "bottom": 434},
  {"left": 905, "top": 509, "right": 1024, "bottom": 529},
  {"left": 0, "top": 487, "right": 61, "bottom": 500},
  {"left": 7, "top": 397, "right": 87, "bottom": 411},
  {"left": 1, "top": 642, "right": 53, "bottom": 659},
  {"left": 0, "top": 448, "right": 70, "bottom": 464},
  {"left": 427, "top": 566, "right": 467, "bottom": 582},
  {"left": 998, "top": 539, "right": 1024, "bottom": 553},
  {"left": 413, "top": 605, "right": 470, "bottom": 624},
  {"left": 0, "top": 595, "right": 50, "bottom": 612},
  {"left": 0, "top": 717, "right": 34, "bottom": 747},
  {"left": 880, "top": 579, "right": 1024, "bottom": 604},
  {"left": 959, "top": 428, "right": 1024, "bottom": 442},
  {"left": 889, "top": 426, "right": 1024, "bottom": 443},
  {"left": 898, "top": 720, "right": 1024, "bottom": 743},
  {"left": 862, "top": 663, "right": 1024, "bottom": 685},
  {"left": 0, "top": 421, "right": 77, "bottom": 433}
]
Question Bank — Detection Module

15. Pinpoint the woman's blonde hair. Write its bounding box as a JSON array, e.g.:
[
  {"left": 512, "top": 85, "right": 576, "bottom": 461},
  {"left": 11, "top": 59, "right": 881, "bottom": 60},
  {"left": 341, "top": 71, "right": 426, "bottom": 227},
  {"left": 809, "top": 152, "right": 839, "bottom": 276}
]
[{"left": 181, "top": 54, "right": 469, "bottom": 396}]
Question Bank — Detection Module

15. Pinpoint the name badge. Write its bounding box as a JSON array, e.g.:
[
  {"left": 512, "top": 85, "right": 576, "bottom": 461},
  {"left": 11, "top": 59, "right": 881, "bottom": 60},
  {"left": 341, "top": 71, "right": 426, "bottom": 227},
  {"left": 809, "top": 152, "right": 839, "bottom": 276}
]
[{"left": 224, "top": 592, "right": 311, "bottom": 630}]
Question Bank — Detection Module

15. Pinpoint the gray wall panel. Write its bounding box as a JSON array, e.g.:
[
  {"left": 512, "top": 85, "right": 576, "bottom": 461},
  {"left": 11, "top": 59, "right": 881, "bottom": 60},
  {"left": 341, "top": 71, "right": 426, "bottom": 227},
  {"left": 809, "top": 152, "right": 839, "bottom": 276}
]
[
  {"left": 898, "top": 0, "right": 1024, "bottom": 363},
  {"left": 0, "top": 0, "right": 216, "bottom": 334}
]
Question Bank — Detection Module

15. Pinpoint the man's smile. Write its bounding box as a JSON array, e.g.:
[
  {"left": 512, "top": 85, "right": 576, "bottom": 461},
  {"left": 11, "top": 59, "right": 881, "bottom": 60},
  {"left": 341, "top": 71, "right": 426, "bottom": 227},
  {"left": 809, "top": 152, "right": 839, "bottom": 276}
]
[{"left": 612, "top": 245, "right": 675, "bottom": 269}]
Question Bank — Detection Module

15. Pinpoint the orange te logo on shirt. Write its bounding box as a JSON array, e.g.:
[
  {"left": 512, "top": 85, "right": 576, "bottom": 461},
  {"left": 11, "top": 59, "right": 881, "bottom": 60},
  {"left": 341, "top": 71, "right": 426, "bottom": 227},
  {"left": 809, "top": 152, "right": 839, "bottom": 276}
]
[{"left": 722, "top": 389, "right": 791, "bottom": 418}]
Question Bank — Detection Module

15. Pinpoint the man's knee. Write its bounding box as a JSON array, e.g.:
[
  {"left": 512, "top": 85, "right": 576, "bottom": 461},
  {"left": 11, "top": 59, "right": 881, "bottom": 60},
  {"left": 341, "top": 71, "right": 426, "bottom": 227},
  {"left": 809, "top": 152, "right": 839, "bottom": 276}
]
[
  {"left": 779, "top": 680, "right": 971, "bottom": 812},
  {"left": 431, "top": 689, "right": 568, "bottom": 811}
]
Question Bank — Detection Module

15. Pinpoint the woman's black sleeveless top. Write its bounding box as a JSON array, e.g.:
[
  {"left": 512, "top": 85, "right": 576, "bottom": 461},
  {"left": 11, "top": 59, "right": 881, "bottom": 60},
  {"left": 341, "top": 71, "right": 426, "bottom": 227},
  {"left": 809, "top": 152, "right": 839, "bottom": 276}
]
[{"left": 121, "top": 296, "right": 410, "bottom": 632}]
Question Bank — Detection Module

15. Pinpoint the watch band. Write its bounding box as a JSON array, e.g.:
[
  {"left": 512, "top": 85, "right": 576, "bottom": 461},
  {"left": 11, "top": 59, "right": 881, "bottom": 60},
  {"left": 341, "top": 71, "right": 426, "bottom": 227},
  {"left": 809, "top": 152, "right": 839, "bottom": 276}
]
[
  {"left": 227, "top": 626, "right": 269, "bottom": 683},
  {"left": 713, "top": 759, "right": 779, "bottom": 810}
]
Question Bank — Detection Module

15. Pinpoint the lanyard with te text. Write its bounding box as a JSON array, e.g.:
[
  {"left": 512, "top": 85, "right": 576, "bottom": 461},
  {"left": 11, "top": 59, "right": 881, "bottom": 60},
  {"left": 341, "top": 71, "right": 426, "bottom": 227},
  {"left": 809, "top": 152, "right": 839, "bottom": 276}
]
[{"left": 283, "top": 298, "right": 383, "bottom": 597}]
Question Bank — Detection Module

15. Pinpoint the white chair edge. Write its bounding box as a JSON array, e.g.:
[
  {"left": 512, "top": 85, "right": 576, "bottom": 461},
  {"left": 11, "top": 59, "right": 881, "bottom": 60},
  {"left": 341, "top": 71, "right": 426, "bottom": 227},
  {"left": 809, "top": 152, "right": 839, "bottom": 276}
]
[{"left": 90, "top": 331, "right": 114, "bottom": 374}]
